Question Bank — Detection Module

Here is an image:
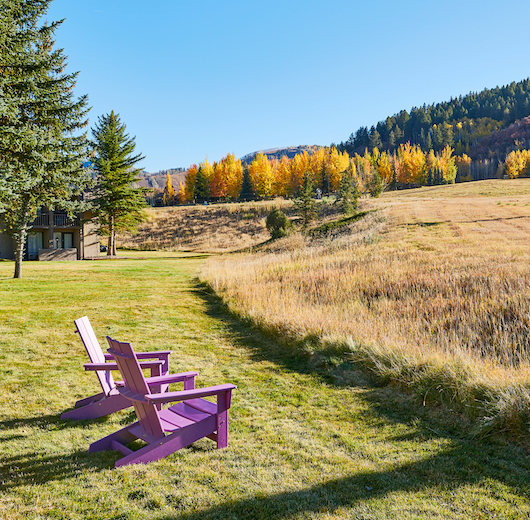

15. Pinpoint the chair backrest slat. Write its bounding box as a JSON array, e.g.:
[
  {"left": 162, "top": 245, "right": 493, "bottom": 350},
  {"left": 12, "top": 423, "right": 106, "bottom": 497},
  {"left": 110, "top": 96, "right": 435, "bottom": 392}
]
[
  {"left": 106, "top": 337, "right": 164, "bottom": 439},
  {"left": 75, "top": 316, "right": 115, "bottom": 395}
]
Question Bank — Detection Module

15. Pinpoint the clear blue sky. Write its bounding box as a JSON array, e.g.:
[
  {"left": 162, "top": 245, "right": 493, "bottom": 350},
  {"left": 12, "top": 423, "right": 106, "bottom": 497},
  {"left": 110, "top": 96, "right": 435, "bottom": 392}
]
[{"left": 47, "top": 0, "right": 530, "bottom": 172}]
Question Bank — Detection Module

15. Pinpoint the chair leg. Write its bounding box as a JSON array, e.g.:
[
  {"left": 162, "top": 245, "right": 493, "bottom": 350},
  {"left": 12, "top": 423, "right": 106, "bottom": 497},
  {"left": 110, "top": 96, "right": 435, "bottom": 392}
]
[
  {"left": 61, "top": 394, "right": 131, "bottom": 420},
  {"left": 216, "top": 409, "right": 229, "bottom": 449},
  {"left": 74, "top": 392, "right": 105, "bottom": 408},
  {"left": 115, "top": 416, "right": 216, "bottom": 467}
]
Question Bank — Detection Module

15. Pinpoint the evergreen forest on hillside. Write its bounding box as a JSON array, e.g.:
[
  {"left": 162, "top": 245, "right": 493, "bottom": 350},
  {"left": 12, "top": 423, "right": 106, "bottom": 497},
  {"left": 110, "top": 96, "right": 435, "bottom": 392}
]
[{"left": 337, "top": 78, "right": 530, "bottom": 160}]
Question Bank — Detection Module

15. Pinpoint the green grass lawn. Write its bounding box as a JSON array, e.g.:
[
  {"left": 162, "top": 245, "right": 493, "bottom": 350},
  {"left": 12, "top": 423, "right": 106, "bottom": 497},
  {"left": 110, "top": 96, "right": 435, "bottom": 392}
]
[{"left": 0, "top": 252, "right": 529, "bottom": 520}]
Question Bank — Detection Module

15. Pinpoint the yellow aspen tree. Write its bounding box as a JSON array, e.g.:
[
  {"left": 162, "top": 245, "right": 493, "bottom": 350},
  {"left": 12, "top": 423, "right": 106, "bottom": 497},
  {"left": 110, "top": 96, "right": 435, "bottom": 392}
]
[
  {"left": 184, "top": 164, "right": 199, "bottom": 201},
  {"left": 375, "top": 150, "right": 393, "bottom": 184},
  {"left": 210, "top": 160, "right": 227, "bottom": 198},
  {"left": 438, "top": 146, "right": 457, "bottom": 183},
  {"left": 162, "top": 172, "right": 175, "bottom": 206},
  {"left": 455, "top": 154, "right": 472, "bottom": 181},
  {"left": 353, "top": 151, "right": 371, "bottom": 193},
  {"left": 221, "top": 153, "right": 243, "bottom": 199},
  {"left": 326, "top": 147, "right": 349, "bottom": 192},
  {"left": 309, "top": 147, "right": 326, "bottom": 189},
  {"left": 274, "top": 155, "right": 291, "bottom": 196},
  {"left": 176, "top": 182, "right": 187, "bottom": 204},
  {"left": 399, "top": 143, "right": 426, "bottom": 184},
  {"left": 249, "top": 153, "right": 274, "bottom": 198},
  {"left": 290, "top": 153, "right": 307, "bottom": 195},
  {"left": 504, "top": 150, "right": 526, "bottom": 179},
  {"left": 200, "top": 157, "right": 214, "bottom": 199}
]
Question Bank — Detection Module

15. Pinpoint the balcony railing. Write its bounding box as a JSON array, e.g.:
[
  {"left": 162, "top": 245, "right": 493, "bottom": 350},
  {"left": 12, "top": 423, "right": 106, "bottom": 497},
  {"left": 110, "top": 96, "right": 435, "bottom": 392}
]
[
  {"left": 31, "top": 214, "right": 50, "bottom": 227},
  {"left": 54, "top": 214, "right": 81, "bottom": 227},
  {"left": 30, "top": 212, "right": 81, "bottom": 228}
]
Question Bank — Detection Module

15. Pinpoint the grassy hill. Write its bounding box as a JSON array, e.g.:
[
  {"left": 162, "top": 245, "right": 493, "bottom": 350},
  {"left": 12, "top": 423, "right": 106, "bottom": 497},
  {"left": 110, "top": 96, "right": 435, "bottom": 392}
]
[
  {"left": 117, "top": 199, "right": 295, "bottom": 253},
  {"left": 200, "top": 179, "right": 530, "bottom": 439}
]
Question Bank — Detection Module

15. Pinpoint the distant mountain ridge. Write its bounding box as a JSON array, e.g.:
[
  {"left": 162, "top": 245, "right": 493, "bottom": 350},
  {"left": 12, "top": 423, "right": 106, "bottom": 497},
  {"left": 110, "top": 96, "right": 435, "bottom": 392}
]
[{"left": 241, "top": 145, "right": 322, "bottom": 164}]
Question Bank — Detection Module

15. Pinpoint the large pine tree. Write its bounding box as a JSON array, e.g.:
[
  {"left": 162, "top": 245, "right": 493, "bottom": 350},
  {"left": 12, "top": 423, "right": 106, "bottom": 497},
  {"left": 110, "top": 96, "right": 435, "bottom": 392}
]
[
  {"left": 91, "top": 111, "right": 147, "bottom": 256},
  {"left": 0, "top": 0, "right": 91, "bottom": 278}
]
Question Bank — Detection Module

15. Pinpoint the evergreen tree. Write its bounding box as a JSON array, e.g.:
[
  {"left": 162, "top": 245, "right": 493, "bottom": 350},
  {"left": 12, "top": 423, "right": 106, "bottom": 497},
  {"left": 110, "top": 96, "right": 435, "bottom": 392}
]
[
  {"left": 427, "top": 168, "right": 434, "bottom": 186},
  {"left": 425, "top": 131, "right": 433, "bottom": 150},
  {"left": 266, "top": 208, "right": 291, "bottom": 239},
  {"left": 370, "top": 169, "right": 382, "bottom": 198},
  {"left": 0, "top": 0, "right": 91, "bottom": 278},
  {"left": 369, "top": 128, "right": 383, "bottom": 150},
  {"left": 294, "top": 171, "right": 317, "bottom": 230},
  {"left": 239, "top": 164, "right": 254, "bottom": 201},
  {"left": 388, "top": 130, "right": 396, "bottom": 151},
  {"left": 193, "top": 166, "right": 209, "bottom": 202},
  {"left": 91, "top": 111, "right": 147, "bottom": 256},
  {"left": 335, "top": 166, "right": 359, "bottom": 215}
]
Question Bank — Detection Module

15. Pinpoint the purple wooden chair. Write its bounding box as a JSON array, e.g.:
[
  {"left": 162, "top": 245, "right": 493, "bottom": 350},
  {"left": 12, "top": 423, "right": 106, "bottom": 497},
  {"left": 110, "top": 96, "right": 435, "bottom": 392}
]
[
  {"left": 89, "top": 337, "right": 236, "bottom": 467},
  {"left": 61, "top": 316, "right": 172, "bottom": 420}
]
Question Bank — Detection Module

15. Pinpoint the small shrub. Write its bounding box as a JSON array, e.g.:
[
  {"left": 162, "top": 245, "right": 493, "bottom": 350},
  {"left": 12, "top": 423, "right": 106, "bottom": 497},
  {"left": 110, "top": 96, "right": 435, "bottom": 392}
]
[{"left": 266, "top": 209, "right": 292, "bottom": 239}]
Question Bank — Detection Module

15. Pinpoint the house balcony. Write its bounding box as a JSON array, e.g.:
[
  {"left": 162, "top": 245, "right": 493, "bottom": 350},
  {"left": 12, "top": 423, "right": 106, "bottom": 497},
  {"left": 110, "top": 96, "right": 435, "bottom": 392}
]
[
  {"left": 53, "top": 213, "right": 81, "bottom": 228},
  {"left": 30, "top": 212, "right": 81, "bottom": 228}
]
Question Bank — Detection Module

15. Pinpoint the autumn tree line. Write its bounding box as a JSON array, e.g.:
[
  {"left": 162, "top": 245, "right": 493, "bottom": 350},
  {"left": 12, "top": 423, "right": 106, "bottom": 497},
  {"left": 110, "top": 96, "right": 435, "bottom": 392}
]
[{"left": 170, "top": 144, "right": 462, "bottom": 205}]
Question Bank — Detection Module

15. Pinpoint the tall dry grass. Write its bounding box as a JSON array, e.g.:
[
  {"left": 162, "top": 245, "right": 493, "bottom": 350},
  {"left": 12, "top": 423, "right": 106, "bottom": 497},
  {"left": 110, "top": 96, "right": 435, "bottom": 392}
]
[
  {"left": 117, "top": 199, "right": 293, "bottom": 252},
  {"left": 202, "top": 181, "right": 530, "bottom": 436}
]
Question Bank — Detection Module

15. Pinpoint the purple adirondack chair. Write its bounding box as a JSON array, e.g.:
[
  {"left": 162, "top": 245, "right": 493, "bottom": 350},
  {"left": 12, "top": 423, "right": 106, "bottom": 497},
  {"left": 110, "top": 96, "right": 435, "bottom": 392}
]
[
  {"left": 89, "top": 337, "right": 236, "bottom": 467},
  {"left": 61, "top": 316, "right": 172, "bottom": 420}
]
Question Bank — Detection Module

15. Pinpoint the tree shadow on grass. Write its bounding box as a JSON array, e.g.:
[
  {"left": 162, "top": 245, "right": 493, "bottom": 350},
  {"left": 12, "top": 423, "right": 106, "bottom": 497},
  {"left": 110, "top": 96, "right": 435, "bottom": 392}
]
[
  {"left": 157, "top": 440, "right": 530, "bottom": 520},
  {"left": 0, "top": 449, "right": 117, "bottom": 491},
  {"left": 184, "top": 281, "right": 530, "bottom": 518},
  {"left": 0, "top": 413, "right": 119, "bottom": 488}
]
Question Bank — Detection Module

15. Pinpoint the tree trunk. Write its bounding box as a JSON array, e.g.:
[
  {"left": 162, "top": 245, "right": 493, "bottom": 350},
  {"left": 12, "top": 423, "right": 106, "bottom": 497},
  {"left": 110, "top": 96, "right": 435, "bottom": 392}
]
[
  {"left": 13, "top": 201, "right": 30, "bottom": 279},
  {"left": 14, "top": 232, "right": 25, "bottom": 279},
  {"left": 107, "top": 217, "right": 114, "bottom": 256}
]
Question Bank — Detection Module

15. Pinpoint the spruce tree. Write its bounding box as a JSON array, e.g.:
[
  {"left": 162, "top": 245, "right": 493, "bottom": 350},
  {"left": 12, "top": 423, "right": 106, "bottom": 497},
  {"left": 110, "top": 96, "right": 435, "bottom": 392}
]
[
  {"left": 370, "top": 170, "right": 382, "bottom": 198},
  {"left": 193, "top": 166, "right": 210, "bottom": 202},
  {"left": 335, "top": 167, "right": 359, "bottom": 215},
  {"left": 294, "top": 171, "right": 317, "bottom": 229},
  {"left": 0, "top": 0, "right": 91, "bottom": 278},
  {"left": 239, "top": 165, "right": 254, "bottom": 201},
  {"left": 91, "top": 111, "right": 147, "bottom": 256}
]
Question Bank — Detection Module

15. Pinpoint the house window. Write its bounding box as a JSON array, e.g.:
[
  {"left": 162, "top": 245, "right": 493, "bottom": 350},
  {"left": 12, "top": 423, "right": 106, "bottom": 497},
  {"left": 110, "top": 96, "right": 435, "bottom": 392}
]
[
  {"left": 27, "top": 232, "right": 43, "bottom": 260},
  {"left": 53, "top": 232, "right": 74, "bottom": 249}
]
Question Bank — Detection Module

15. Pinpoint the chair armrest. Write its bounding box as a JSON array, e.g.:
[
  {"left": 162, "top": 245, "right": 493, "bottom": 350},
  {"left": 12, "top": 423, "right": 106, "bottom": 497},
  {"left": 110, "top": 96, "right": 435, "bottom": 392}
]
[
  {"left": 146, "top": 384, "right": 237, "bottom": 405},
  {"left": 114, "top": 371, "right": 199, "bottom": 387},
  {"left": 84, "top": 362, "right": 119, "bottom": 371},
  {"left": 84, "top": 360, "right": 164, "bottom": 371},
  {"left": 105, "top": 350, "right": 171, "bottom": 360},
  {"left": 145, "top": 371, "right": 198, "bottom": 386},
  {"left": 136, "top": 350, "right": 172, "bottom": 359},
  {"left": 117, "top": 387, "right": 149, "bottom": 403}
]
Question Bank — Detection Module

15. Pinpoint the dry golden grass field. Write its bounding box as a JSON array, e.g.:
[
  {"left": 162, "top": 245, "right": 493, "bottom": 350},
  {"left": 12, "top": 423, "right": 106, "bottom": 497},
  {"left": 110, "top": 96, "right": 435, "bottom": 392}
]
[
  {"left": 200, "top": 179, "right": 530, "bottom": 436},
  {"left": 117, "top": 200, "right": 292, "bottom": 252}
]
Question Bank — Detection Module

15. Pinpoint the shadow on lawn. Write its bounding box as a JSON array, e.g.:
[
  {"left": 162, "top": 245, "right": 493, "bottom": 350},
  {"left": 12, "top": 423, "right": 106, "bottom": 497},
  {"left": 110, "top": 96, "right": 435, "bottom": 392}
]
[
  {"left": 0, "top": 414, "right": 117, "bottom": 488},
  {"left": 160, "top": 440, "right": 530, "bottom": 519},
  {"left": 0, "top": 449, "right": 115, "bottom": 491},
  {"left": 183, "top": 281, "right": 530, "bottom": 518}
]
